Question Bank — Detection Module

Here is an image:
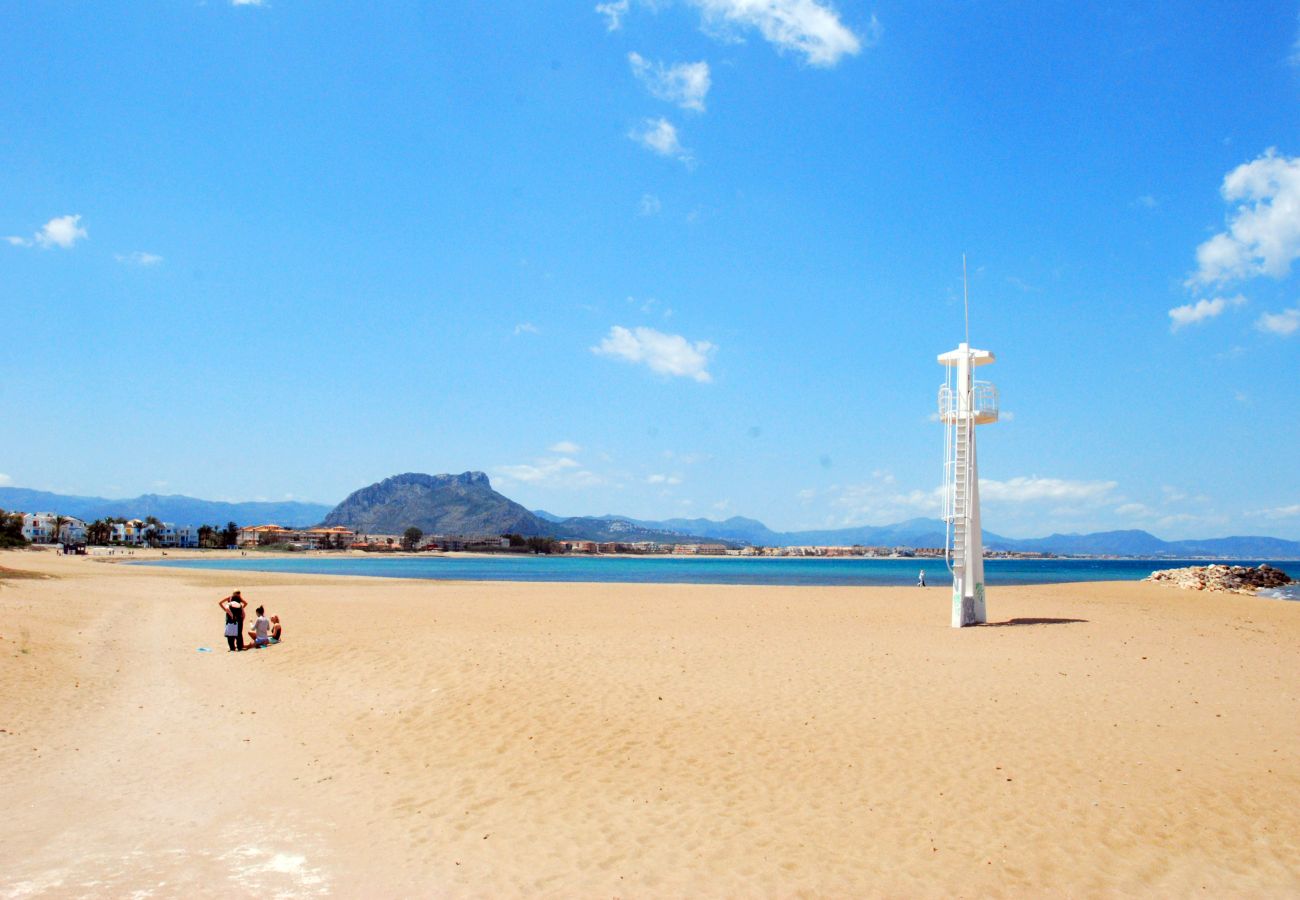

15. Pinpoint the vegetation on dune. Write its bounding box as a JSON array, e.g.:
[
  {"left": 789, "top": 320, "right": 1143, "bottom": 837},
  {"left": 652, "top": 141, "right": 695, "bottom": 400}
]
[
  {"left": 0, "top": 565, "right": 50, "bottom": 583},
  {"left": 0, "top": 510, "right": 29, "bottom": 548}
]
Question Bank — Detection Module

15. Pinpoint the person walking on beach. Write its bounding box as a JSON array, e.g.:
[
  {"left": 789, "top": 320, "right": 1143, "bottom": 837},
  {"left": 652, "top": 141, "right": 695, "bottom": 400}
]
[
  {"left": 917, "top": 570, "right": 926, "bottom": 587},
  {"left": 219, "top": 591, "right": 247, "bottom": 651}
]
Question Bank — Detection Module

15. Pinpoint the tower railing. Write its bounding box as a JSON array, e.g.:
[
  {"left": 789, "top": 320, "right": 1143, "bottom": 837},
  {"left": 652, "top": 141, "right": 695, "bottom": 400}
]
[{"left": 937, "top": 381, "right": 999, "bottom": 424}]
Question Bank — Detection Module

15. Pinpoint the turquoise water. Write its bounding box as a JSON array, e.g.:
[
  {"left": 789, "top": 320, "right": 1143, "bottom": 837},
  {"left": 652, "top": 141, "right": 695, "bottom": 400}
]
[{"left": 144, "top": 554, "right": 1298, "bottom": 593}]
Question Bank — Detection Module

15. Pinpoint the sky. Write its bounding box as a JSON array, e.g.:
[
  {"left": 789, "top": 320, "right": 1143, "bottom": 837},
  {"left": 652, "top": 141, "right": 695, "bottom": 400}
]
[{"left": 2, "top": 1, "right": 1299, "bottom": 540}]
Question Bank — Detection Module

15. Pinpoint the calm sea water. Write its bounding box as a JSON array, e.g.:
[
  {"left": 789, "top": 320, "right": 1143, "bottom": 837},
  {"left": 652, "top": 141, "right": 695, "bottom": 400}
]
[{"left": 145, "top": 555, "right": 1299, "bottom": 595}]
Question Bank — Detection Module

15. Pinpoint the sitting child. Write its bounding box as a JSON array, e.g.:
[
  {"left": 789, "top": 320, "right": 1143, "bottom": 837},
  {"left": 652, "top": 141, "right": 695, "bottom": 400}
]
[{"left": 246, "top": 606, "right": 273, "bottom": 648}]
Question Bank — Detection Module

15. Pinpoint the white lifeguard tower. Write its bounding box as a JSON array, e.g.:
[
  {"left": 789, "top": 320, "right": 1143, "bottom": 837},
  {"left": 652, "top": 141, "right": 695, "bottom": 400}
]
[{"left": 938, "top": 266, "right": 998, "bottom": 627}]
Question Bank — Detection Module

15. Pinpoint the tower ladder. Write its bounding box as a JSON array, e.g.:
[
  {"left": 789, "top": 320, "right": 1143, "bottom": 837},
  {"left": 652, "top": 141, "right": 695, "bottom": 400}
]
[{"left": 949, "top": 418, "right": 970, "bottom": 574}]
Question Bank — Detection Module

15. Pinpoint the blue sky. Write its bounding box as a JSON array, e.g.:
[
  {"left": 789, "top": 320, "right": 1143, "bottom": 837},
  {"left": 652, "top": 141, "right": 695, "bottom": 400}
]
[{"left": 2, "top": 1, "right": 1298, "bottom": 539}]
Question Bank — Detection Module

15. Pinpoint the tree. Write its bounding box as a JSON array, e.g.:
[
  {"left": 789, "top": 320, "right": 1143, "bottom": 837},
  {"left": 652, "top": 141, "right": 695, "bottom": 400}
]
[
  {"left": 0, "top": 510, "right": 28, "bottom": 548},
  {"left": 401, "top": 527, "right": 424, "bottom": 551},
  {"left": 87, "top": 519, "right": 111, "bottom": 546},
  {"left": 221, "top": 522, "right": 239, "bottom": 548},
  {"left": 526, "top": 536, "right": 558, "bottom": 554}
]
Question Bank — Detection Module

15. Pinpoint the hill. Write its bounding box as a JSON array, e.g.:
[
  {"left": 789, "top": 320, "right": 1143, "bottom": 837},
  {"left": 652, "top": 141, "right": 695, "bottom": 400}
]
[
  {"left": 0, "top": 487, "right": 330, "bottom": 528},
  {"left": 322, "top": 473, "right": 731, "bottom": 544},
  {"left": 321, "top": 472, "right": 546, "bottom": 536}
]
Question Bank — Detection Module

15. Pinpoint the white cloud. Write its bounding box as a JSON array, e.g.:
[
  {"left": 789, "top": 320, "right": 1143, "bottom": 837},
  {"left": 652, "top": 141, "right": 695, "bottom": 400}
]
[
  {"left": 513, "top": 322, "right": 539, "bottom": 335},
  {"left": 1115, "top": 502, "right": 1154, "bottom": 517},
  {"left": 494, "top": 456, "right": 603, "bottom": 489},
  {"left": 628, "top": 52, "right": 711, "bottom": 111},
  {"left": 592, "top": 325, "right": 715, "bottom": 382},
  {"left": 596, "top": 0, "right": 630, "bottom": 30},
  {"left": 978, "top": 476, "right": 1118, "bottom": 504},
  {"left": 1256, "top": 306, "right": 1300, "bottom": 336},
  {"left": 1135, "top": 194, "right": 1158, "bottom": 209},
  {"left": 1168, "top": 294, "right": 1246, "bottom": 330},
  {"left": 825, "top": 478, "right": 943, "bottom": 526},
  {"left": 689, "top": 0, "right": 868, "bottom": 67},
  {"left": 1252, "top": 503, "right": 1300, "bottom": 519},
  {"left": 1189, "top": 149, "right": 1300, "bottom": 286},
  {"left": 0, "top": 473, "right": 11, "bottom": 486},
  {"left": 647, "top": 473, "right": 682, "bottom": 485},
  {"left": 549, "top": 441, "right": 582, "bottom": 454},
  {"left": 629, "top": 117, "right": 692, "bottom": 164},
  {"left": 232, "top": 0, "right": 265, "bottom": 6},
  {"left": 664, "top": 450, "right": 712, "bottom": 465},
  {"left": 627, "top": 295, "right": 666, "bottom": 315},
  {"left": 6, "top": 214, "right": 88, "bottom": 250},
  {"left": 638, "top": 193, "right": 662, "bottom": 216},
  {"left": 115, "top": 250, "right": 163, "bottom": 266}
]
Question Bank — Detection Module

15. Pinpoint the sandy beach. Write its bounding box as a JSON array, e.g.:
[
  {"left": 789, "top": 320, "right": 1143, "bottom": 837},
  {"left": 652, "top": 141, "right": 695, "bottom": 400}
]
[{"left": 1, "top": 549, "right": 1297, "bottom": 897}]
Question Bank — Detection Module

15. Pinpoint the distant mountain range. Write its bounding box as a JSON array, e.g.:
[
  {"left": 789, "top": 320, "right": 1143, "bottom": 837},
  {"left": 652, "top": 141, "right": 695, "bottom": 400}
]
[
  {"left": 0, "top": 487, "right": 331, "bottom": 529},
  {"left": 6, "top": 478, "right": 1300, "bottom": 558}
]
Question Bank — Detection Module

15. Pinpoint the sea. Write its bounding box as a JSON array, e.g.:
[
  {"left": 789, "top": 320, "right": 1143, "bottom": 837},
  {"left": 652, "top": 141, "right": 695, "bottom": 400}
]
[{"left": 144, "top": 555, "right": 1300, "bottom": 598}]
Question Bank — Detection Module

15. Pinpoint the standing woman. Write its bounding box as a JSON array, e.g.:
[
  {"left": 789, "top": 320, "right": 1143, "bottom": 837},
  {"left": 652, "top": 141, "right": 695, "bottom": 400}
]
[{"left": 219, "top": 591, "right": 248, "bottom": 651}]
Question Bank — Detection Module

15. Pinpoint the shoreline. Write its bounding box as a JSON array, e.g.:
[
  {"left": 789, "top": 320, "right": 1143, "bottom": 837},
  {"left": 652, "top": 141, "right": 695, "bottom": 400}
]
[
  {"left": 100, "top": 548, "right": 1300, "bottom": 597},
  {"left": 13, "top": 542, "right": 1299, "bottom": 564}
]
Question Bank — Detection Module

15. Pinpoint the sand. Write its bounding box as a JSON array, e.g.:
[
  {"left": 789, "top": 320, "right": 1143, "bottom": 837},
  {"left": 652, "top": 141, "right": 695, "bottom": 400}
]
[{"left": 1, "top": 549, "right": 1297, "bottom": 897}]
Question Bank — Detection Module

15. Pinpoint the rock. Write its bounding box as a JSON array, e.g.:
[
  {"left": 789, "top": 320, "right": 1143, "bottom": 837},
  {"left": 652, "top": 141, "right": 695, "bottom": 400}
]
[{"left": 1144, "top": 564, "right": 1293, "bottom": 595}]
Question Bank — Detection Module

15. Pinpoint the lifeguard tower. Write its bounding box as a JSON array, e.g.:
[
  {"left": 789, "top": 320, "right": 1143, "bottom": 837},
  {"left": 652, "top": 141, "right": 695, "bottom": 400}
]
[{"left": 938, "top": 272, "right": 998, "bottom": 627}]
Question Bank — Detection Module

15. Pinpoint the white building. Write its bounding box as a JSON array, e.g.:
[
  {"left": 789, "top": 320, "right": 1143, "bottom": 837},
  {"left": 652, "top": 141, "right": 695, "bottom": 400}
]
[
  {"left": 21, "top": 512, "right": 58, "bottom": 544},
  {"left": 109, "top": 520, "right": 198, "bottom": 547},
  {"left": 111, "top": 521, "right": 146, "bottom": 545},
  {"left": 59, "top": 517, "right": 87, "bottom": 544},
  {"left": 160, "top": 523, "right": 198, "bottom": 548}
]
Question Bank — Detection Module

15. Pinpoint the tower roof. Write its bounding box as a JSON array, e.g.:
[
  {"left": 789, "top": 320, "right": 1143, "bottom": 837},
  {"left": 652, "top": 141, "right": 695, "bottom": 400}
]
[{"left": 938, "top": 342, "right": 995, "bottom": 367}]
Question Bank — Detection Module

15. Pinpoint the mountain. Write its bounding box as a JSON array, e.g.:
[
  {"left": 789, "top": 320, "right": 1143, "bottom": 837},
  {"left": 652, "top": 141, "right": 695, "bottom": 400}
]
[
  {"left": 0, "top": 486, "right": 331, "bottom": 528},
  {"left": 546, "top": 516, "right": 726, "bottom": 545},
  {"left": 571, "top": 514, "right": 994, "bottom": 551},
  {"left": 322, "top": 472, "right": 546, "bottom": 535},
  {"left": 998, "top": 530, "right": 1300, "bottom": 558},
  {"left": 628, "top": 516, "right": 781, "bottom": 545},
  {"left": 1005, "top": 529, "right": 1175, "bottom": 556},
  {"left": 7, "top": 481, "right": 1298, "bottom": 557},
  {"left": 548, "top": 511, "right": 1300, "bottom": 557},
  {"left": 323, "top": 474, "right": 733, "bottom": 543}
]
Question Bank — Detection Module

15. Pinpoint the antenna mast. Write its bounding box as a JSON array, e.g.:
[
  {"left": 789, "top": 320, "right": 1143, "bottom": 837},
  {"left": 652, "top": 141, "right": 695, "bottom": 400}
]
[{"left": 962, "top": 254, "right": 969, "bottom": 346}]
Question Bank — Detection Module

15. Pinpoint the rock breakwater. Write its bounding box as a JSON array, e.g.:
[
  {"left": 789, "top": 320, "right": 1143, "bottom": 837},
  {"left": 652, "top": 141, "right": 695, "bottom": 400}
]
[{"left": 1145, "top": 564, "right": 1293, "bottom": 594}]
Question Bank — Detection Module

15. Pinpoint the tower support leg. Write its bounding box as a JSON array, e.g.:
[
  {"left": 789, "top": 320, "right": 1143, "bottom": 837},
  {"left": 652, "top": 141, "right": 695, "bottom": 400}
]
[{"left": 951, "top": 580, "right": 977, "bottom": 627}]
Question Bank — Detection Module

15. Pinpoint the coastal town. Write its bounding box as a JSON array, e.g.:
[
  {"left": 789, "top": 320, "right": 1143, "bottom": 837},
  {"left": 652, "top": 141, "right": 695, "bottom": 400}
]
[{"left": 2, "top": 509, "right": 1056, "bottom": 558}]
